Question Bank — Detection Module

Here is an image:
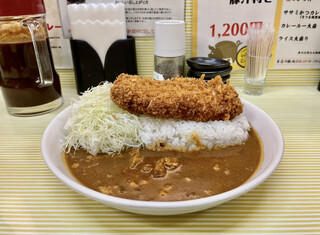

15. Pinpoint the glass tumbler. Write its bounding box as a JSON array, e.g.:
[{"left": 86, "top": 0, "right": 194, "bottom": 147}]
[{"left": 244, "top": 54, "right": 271, "bottom": 96}]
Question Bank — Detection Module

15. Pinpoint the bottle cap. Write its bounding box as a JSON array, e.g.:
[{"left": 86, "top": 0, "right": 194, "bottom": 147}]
[
  {"left": 0, "top": 0, "right": 46, "bottom": 17},
  {"left": 154, "top": 20, "right": 185, "bottom": 57}
]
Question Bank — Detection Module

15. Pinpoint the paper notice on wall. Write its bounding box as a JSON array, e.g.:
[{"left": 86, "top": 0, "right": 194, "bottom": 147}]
[
  {"left": 44, "top": 0, "right": 73, "bottom": 68},
  {"left": 193, "top": 0, "right": 320, "bottom": 69},
  {"left": 115, "top": 0, "right": 185, "bottom": 36}
]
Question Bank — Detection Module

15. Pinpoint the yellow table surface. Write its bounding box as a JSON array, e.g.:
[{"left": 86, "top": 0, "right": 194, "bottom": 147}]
[{"left": 0, "top": 73, "right": 319, "bottom": 234}]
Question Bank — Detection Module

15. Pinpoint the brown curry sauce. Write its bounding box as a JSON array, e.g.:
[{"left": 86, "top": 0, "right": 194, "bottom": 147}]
[{"left": 64, "top": 128, "right": 262, "bottom": 201}]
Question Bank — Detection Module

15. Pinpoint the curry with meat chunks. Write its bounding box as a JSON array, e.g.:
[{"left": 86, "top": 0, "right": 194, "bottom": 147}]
[{"left": 64, "top": 128, "right": 262, "bottom": 202}]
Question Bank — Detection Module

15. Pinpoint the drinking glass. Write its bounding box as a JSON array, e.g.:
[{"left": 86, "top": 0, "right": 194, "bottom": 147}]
[{"left": 244, "top": 54, "right": 271, "bottom": 96}]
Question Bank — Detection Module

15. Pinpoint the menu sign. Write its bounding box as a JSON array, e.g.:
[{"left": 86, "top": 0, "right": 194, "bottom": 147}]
[
  {"left": 193, "top": 0, "right": 320, "bottom": 69},
  {"left": 275, "top": 0, "right": 320, "bottom": 68}
]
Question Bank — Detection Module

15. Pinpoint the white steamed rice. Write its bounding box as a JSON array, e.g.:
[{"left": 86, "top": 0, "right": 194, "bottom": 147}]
[{"left": 139, "top": 113, "right": 250, "bottom": 151}]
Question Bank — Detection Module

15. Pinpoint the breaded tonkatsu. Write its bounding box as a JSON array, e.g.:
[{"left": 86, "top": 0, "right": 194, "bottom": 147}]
[{"left": 110, "top": 74, "right": 243, "bottom": 122}]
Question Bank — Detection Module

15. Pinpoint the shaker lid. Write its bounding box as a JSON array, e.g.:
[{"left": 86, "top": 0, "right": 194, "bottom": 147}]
[
  {"left": 0, "top": 0, "right": 46, "bottom": 17},
  {"left": 154, "top": 20, "right": 185, "bottom": 57}
]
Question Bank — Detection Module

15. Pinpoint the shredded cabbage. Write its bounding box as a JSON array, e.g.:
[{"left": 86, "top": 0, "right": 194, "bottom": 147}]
[{"left": 63, "top": 82, "right": 143, "bottom": 155}]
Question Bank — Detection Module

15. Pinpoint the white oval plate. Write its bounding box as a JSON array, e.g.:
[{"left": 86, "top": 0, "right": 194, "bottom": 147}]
[{"left": 41, "top": 100, "right": 284, "bottom": 215}]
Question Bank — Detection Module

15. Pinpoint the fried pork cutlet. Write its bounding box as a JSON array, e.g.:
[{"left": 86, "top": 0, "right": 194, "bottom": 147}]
[{"left": 110, "top": 74, "right": 243, "bottom": 122}]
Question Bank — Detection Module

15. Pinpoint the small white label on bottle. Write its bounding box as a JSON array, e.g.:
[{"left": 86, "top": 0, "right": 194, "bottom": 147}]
[{"left": 153, "top": 71, "right": 165, "bottom": 81}]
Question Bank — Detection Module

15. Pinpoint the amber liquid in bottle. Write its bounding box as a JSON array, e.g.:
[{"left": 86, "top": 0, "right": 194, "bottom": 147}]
[{"left": 0, "top": 39, "right": 62, "bottom": 108}]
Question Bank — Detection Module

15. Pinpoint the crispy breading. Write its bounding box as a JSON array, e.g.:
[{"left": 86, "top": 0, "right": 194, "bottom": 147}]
[{"left": 110, "top": 73, "right": 243, "bottom": 122}]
